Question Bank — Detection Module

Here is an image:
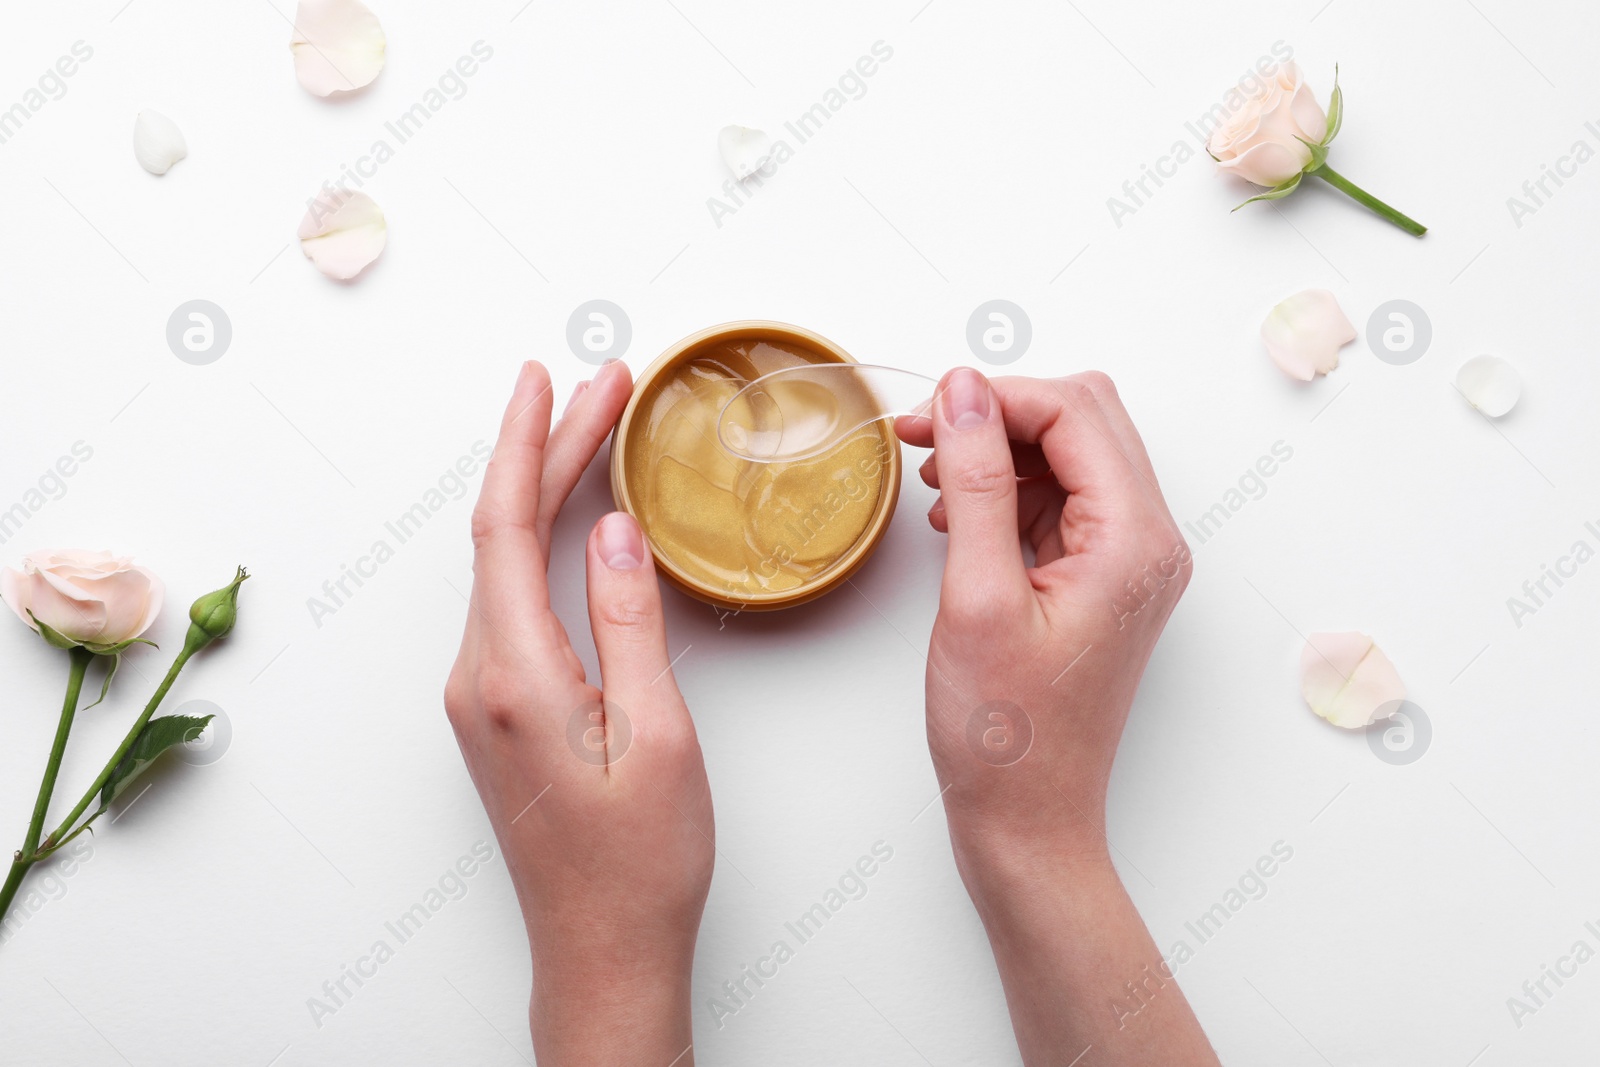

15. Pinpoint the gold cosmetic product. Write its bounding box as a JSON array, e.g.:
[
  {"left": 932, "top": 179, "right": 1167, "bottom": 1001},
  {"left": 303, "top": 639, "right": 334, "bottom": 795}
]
[{"left": 610, "top": 322, "right": 902, "bottom": 611}]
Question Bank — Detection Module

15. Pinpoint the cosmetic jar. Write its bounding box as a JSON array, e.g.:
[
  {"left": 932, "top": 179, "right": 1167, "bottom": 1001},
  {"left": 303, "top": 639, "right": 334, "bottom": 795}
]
[{"left": 610, "top": 321, "right": 901, "bottom": 611}]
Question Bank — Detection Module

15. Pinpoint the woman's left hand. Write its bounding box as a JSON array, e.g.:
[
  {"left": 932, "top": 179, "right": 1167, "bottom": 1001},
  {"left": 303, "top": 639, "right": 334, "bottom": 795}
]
[{"left": 445, "top": 359, "right": 713, "bottom": 1066}]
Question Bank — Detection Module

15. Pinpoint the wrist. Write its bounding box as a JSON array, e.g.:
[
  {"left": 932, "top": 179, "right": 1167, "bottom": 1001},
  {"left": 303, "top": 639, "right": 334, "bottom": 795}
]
[
  {"left": 531, "top": 949, "right": 696, "bottom": 1066},
  {"left": 949, "top": 819, "right": 1116, "bottom": 917},
  {"left": 949, "top": 843, "right": 1220, "bottom": 1065}
]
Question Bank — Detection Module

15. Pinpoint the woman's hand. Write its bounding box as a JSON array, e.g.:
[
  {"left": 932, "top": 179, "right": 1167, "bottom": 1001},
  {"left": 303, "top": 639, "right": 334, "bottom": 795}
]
[
  {"left": 445, "top": 360, "right": 712, "bottom": 1067},
  {"left": 897, "top": 367, "right": 1218, "bottom": 1066}
]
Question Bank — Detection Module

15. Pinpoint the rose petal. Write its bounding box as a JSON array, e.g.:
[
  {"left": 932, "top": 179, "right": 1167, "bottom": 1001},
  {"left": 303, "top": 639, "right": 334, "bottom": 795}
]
[
  {"left": 1301, "top": 631, "right": 1406, "bottom": 729},
  {"left": 1456, "top": 355, "right": 1521, "bottom": 417},
  {"left": 1216, "top": 137, "right": 1310, "bottom": 188},
  {"left": 36, "top": 564, "right": 99, "bottom": 605},
  {"left": 717, "top": 125, "right": 774, "bottom": 181},
  {"left": 134, "top": 110, "right": 187, "bottom": 175},
  {"left": 1208, "top": 109, "right": 1265, "bottom": 161},
  {"left": 1260, "top": 289, "right": 1355, "bottom": 381},
  {"left": 291, "top": 0, "right": 386, "bottom": 97},
  {"left": 82, "top": 567, "right": 162, "bottom": 646},
  {"left": 36, "top": 562, "right": 124, "bottom": 643},
  {"left": 0, "top": 566, "right": 36, "bottom": 633},
  {"left": 298, "top": 190, "right": 387, "bottom": 280},
  {"left": 1285, "top": 79, "right": 1328, "bottom": 144}
]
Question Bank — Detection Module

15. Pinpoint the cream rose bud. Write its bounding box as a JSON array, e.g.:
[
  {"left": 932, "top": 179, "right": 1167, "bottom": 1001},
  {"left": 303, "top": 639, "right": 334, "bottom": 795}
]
[
  {"left": 0, "top": 549, "right": 164, "bottom": 652},
  {"left": 1208, "top": 61, "right": 1329, "bottom": 187}
]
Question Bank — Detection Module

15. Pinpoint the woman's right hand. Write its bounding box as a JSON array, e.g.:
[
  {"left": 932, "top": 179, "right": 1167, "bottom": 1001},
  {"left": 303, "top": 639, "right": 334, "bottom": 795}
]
[{"left": 896, "top": 366, "right": 1217, "bottom": 1066}]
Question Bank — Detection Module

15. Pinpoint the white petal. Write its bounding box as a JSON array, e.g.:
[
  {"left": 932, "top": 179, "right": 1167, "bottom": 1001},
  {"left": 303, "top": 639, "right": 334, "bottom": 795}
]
[
  {"left": 1260, "top": 289, "right": 1355, "bottom": 381},
  {"left": 134, "top": 110, "right": 187, "bottom": 175},
  {"left": 1456, "top": 355, "right": 1521, "bottom": 417},
  {"left": 718, "top": 125, "right": 774, "bottom": 181},
  {"left": 1300, "top": 631, "right": 1406, "bottom": 729},
  {"left": 291, "top": 0, "right": 386, "bottom": 97},
  {"left": 298, "top": 190, "right": 386, "bottom": 280}
]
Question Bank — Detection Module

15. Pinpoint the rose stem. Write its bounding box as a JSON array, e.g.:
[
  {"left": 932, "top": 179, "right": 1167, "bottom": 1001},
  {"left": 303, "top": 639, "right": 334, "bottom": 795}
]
[
  {"left": 0, "top": 646, "right": 93, "bottom": 926},
  {"left": 38, "top": 638, "right": 202, "bottom": 856},
  {"left": 1311, "top": 164, "right": 1427, "bottom": 237}
]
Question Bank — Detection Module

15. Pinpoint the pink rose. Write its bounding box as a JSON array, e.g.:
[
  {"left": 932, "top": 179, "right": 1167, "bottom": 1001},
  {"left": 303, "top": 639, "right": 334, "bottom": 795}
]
[
  {"left": 1, "top": 549, "right": 164, "bottom": 652},
  {"left": 1208, "top": 61, "right": 1328, "bottom": 187}
]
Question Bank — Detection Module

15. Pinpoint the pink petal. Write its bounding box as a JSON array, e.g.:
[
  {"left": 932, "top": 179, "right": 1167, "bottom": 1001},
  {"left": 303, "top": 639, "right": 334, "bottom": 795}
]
[
  {"left": 87, "top": 567, "right": 163, "bottom": 644},
  {"left": 30, "top": 568, "right": 107, "bottom": 644},
  {"left": 43, "top": 548, "right": 122, "bottom": 577},
  {"left": 291, "top": 0, "right": 386, "bottom": 97},
  {"left": 1215, "top": 138, "right": 1309, "bottom": 188},
  {"left": 1260, "top": 289, "right": 1355, "bottom": 381},
  {"left": 1286, "top": 78, "right": 1328, "bottom": 144},
  {"left": 1301, "top": 632, "right": 1406, "bottom": 729},
  {"left": 130, "top": 566, "right": 165, "bottom": 638},
  {"left": 0, "top": 567, "right": 37, "bottom": 633},
  {"left": 1208, "top": 109, "right": 1265, "bottom": 160},
  {"left": 298, "top": 190, "right": 387, "bottom": 280}
]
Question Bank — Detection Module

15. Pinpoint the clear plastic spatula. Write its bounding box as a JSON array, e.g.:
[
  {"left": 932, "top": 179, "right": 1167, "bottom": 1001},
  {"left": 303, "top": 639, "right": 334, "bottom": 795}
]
[{"left": 717, "top": 364, "right": 938, "bottom": 463}]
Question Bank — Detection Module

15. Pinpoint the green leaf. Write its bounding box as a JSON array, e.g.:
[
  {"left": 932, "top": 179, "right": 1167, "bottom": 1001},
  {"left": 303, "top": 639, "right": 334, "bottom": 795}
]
[
  {"left": 83, "top": 636, "right": 158, "bottom": 656},
  {"left": 1232, "top": 171, "right": 1303, "bottom": 210},
  {"left": 1323, "top": 64, "right": 1343, "bottom": 145},
  {"left": 86, "top": 652, "right": 119, "bottom": 709},
  {"left": 28, "top": 611, "right": 80, "bottom": 651},
  {"left": 96, "top": 714, "right": 213, "bottom": 810},
  {"left": 1296, "top": 136, "right": 1329, "bottom": 172},
  {"left": 79, "top": 640, "right": 158, "bottom": 709}
]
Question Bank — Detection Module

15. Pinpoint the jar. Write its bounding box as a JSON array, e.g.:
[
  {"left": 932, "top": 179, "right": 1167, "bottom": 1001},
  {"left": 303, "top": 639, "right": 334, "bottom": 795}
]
[{"left": 610, "top": 321, "right": 901, "bottom": 611}]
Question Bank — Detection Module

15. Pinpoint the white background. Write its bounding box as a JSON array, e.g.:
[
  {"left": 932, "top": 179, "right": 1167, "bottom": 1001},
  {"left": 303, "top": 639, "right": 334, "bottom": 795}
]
[{"left": 2, "top": 1, "right": 1597, "bottom": 1064}]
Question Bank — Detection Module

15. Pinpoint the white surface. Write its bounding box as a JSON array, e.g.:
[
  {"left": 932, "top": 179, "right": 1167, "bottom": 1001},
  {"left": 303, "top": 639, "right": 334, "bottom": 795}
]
[{"left": 2, "top": 1, "right": 1597, "bottom": 1064}]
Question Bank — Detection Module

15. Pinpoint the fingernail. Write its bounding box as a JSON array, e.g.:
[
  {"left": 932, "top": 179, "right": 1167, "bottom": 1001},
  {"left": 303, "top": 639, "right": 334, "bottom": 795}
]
[
  {"left": 598, "top": 512, "right": 645, "bottom": 570},
  {"left": 563, "top": 381, "right": 590, "bottom": 416},
  {"left": 929, "top": 498, "right": 946, "bottom": 524},
  {"left": 942, "top": 368, "right": 990, "bottom": 430},
  {"left": 515, "top": 360, "right": 537, "bottom": 398}
]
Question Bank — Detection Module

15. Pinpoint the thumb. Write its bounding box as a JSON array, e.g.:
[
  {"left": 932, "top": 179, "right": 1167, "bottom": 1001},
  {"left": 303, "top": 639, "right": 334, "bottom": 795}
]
[
  {"left": 931, "top": 367, "right": 1032, "bottom": 616},
  {"left": 586, "top": 511, "right": 688, "bottom": 727}
]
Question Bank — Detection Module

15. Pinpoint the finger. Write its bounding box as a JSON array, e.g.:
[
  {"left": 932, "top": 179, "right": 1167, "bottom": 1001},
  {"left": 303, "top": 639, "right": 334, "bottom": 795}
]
[
  {"left": 586, "top": 511, "right": 684, "bottom": 715},
  {"left": 985, "top": 375, "right": 1146, "bottom": 499},
  {"left": 1020, "top": 374, "right": 1178, "bottom": 544},
  {"left": 920, "top": 440, "right": 1050, "bottom": 488},
  {"left": 926, "top": 476, "right": 1063, "bottom": 543},
  {"left": 917, "top": 368, "right": 1157, "bottom": 497},
  {"left": 537, "top": 360, "right": 634, "bottom": 551},
  {"left": 1017, "top": 476, "right": 1067, "bottom": 550},
  {"left": 1083, "top": 376, "right": 1161, "bottom": 488},
  {"left": 894, "top": 413, "right": 933, "bottom": 449},
  {"left": 471, "top": 361, "right": 556, "bottom": 624},
  {"left": 1094, "top": 409, "right": 1183, "bottom": 549},
  {"left": 930, "top": 367, "right": 1033, "bottom": 612},
  {"left": 562, "top": 380, "right": 590, "bottom": 416}
]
